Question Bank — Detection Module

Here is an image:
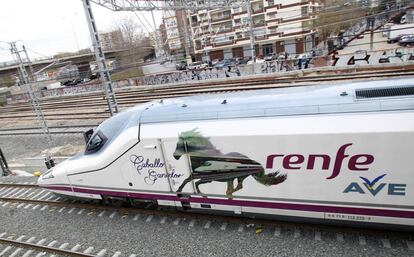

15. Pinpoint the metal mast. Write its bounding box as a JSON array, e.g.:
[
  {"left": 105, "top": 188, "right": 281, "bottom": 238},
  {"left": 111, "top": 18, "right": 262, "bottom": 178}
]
[
  {"left": 82, "top": 0, "right": 119, "bottom": 116},
  {"left": 246, "top": 1, "right": 256, "bottom": 62},
  {"left": 9, "top": 42, "right": 53, "bottom": 150}
]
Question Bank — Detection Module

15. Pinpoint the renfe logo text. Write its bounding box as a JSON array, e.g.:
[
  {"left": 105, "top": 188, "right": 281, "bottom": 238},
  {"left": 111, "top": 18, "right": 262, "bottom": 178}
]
[{"left": 266, "top": 143, "right": 374, "bottom": 179}]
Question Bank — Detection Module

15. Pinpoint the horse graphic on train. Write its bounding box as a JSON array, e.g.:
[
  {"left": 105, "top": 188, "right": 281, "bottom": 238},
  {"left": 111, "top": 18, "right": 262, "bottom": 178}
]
[{"left": 172, "top": 129, "right": 287, "bottom": 198}]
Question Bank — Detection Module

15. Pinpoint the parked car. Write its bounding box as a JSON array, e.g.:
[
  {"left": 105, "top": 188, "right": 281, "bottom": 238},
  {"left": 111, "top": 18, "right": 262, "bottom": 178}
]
[
  {"left": 264, "top": 53, "right": 278, "bottom": 61},
  {"left": 399, "top": 35, "right": 414, "bottom": 46},
  {"left": 238, "top": 56, "right": 252, "bottom": 64},
  {"left": 277, "top": 52, "right": 289, "bottom": 60},
  {"left": 388, "top": 34, "right": 406, "bottom": 44},
  {"left": 61, "top": 78, "right": 82, "bottom": 87},
  {"left": 187, "top": 61, "right": 207, "bottom": 71},
  {"left": 294, "top": 53, "right": 311, "bottom": 60},
  {"left": 175, "top": 61, "right": 187, "bottom": 70},
  {"left": 160, "top": 59, "right": 170, "bottom": 65},
  {"left": 89, "top": 73, "right": 99, "bottom": 80},
  {"left": 211, "top": 59, "right": 220, "bottom": 66},
  {"left": 247, "top": 58, "right": 265, "bottom": 64},
  {"left": 214, "top": 59, "right": 232, "bottom": 69}
]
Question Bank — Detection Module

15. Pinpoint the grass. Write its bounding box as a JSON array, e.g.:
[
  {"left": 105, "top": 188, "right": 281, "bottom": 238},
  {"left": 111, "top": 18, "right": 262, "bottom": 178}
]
[{"left": 111, "top": 68, "right": 144, "bottom": 81}]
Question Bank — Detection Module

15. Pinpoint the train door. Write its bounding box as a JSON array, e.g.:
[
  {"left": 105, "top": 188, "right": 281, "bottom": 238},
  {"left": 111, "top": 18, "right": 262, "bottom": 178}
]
[{"left": 160, "top": 138, "right": 195, "bottom": 209}]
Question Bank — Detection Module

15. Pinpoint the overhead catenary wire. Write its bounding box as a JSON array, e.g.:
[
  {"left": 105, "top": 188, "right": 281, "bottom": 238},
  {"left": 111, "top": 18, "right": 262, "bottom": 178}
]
[
  {"left": 2, "top": 22, "right": 413, "bottom": 74},
  {"left": 0, "top": 2, "right": 411, "bottom": 72},
  {"left": 156, "top": 3, "right": 412, "bottom": 44},
  {"left": 3, "top": 24, "right": 414, "bottom": 83}
]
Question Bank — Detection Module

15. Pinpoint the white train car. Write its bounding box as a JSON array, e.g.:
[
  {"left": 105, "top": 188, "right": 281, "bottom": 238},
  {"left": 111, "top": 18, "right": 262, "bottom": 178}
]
[{"left": 38, "top": 78, "right": 414, "bottom": 229}]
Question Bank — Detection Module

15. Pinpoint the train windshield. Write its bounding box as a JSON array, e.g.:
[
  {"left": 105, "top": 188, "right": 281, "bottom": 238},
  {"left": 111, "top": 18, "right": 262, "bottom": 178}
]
[{"left": 85, "top": 109, "right": 135, "bottom": 154}]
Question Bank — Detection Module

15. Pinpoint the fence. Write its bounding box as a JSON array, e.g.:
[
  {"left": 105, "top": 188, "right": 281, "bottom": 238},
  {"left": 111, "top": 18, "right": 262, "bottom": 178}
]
[{"left": 139, "top": 47, "right": 414, "bottom": 86}]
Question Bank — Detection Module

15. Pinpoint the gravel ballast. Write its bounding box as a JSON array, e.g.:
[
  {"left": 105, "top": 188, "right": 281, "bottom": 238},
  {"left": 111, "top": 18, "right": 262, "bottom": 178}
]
[
  {"left": 0, "top": 134, "right": 84, "bottom": 160},
  {"left": 0, "top": 202, "right": 411, "bottom": 257}
]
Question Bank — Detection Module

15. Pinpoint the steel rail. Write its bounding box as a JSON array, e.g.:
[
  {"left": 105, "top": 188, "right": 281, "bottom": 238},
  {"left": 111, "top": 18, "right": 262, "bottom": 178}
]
[
  {"left": 3, "top": 68, "right": 414, "bottom": 111},
  {"left": 0, "top": 195, "right": 411, "bottom": 237},
  {"left": 0, "top": 183, "right": 38, "bottom": 188},
  {"left": 0, "top": 238, "right": 95, "bottom": 257},
  {"left": 2, "top": 70, "right": 414, "bottom": 116},
  {"left": 0, "top": 131, "right": 87, "bottom": 136},
  {"left": 0, "top": 124, "right": 97, "bottom": 132},
  {"left": 5, "top": 71, "right": 414, "bottom": 114},
  {"left": 1, "top": 72, "right": 414, "bottom": 123}
]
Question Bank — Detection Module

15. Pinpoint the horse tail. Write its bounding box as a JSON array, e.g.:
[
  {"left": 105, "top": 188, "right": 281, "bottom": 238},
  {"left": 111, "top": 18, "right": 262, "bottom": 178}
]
[{"left": 253, "top": 171, "right": 287, "bottom": 186}]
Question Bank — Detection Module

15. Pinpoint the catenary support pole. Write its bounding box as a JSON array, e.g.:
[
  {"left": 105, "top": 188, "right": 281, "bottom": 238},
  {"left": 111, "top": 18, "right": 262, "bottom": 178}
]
[
  {"left": 82, "top": 0, "right": 118, "bottom": 116},
  {"left": 246, "top": 0, "right": 256, "bottom": 62},
  {"left": 9, "top": 42, "right": 53, "bottom": 151}
]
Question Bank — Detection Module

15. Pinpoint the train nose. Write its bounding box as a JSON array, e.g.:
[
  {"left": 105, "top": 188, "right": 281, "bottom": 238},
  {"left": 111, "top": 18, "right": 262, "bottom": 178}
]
[{"left": 37, "top": 168, "right": 55, "bottom": 186}]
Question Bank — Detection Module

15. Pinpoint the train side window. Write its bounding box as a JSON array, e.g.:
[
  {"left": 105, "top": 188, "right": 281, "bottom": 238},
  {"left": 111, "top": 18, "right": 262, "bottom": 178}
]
[{"left": 85, "top": 131, "right": 107, "bottom": 154}]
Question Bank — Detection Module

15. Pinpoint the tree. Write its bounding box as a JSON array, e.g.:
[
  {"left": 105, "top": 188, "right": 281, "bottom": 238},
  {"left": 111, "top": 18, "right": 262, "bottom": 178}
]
[
  {"left": 313, "top": 0, "right": 366, "bottom": 43},
  {"left": 113, "top": 16, "right": 153, "bottom": 70},
  {"left": 0, "top": 74, "right": 16, "bottom": 88},
  {"left": 115, "top": 16, "right": 145, "bottom": 48}
]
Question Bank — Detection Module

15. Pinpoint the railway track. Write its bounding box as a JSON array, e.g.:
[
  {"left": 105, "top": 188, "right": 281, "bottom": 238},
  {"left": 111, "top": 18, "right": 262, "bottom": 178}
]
[
  {"left": 1, "top": 68, "right": 414, "bottom": 135},
  {"left": 0, "top": 235, "right": 96, "bottom": 257},
  {"left": 0, "top": 184, "right": 141, "bottom": 257},
  {"left": 0, "top": 125, "right": 96, "bottom": 136},
  {"left": 1, "top": 69, "right": 414, "bottom": 123},
  {"left": 0, "top": 182, "right": 412, "bottom": 250}
]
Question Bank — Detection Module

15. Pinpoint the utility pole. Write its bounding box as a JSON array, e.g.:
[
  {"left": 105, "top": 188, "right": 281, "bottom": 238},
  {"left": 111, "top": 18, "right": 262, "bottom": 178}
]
[
  {"left": 368, "top": 16, "right": 375, "bottom": 51},
  {"left": 9, "top": 42, "right": 53, "bottom": 151},
  {"left": 181, "top": 11, "right": 192, "bottom": 63},
  {"left": 82, "top": 0, "right": 118, "bottom": 116},
  {"left": 151, "top": 10, "right": 163, "bottom": 58},
  {"left": 246, "top": 0, "right": 256, "bottom": 62}
]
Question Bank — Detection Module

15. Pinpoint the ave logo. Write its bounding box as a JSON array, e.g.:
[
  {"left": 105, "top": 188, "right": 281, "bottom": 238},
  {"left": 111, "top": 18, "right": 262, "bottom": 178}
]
[{"left": 343, "top": 174, "right": 406, "bottom": 196}]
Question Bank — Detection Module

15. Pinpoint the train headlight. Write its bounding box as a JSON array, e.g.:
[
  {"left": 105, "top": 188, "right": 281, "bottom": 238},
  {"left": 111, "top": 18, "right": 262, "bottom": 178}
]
[{"left": 41, "top": 169, "right": 54, "bottom": 179}]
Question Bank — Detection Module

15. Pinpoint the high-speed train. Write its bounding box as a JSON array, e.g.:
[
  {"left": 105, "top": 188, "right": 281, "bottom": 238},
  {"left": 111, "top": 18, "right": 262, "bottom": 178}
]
[{"left": 38, "top": 78, "right": 414, "bottom": 229}]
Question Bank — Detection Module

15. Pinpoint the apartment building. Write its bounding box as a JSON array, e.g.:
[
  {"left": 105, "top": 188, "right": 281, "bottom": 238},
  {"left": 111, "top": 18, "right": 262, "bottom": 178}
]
[
  {"left": 163, "top": 10, "right": 193, "bottom": 59},
  {"left": 189, "top": 0, "right": 321, "bottom": 61},
  {"left": 98, "top": 30, "right": 124, "bottom": 51}
]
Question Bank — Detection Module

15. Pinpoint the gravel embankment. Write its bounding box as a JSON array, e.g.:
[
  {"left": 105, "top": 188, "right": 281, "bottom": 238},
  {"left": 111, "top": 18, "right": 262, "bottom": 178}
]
[
  {"left": 0, "top": 134, "right": 84, "bottom": 160},
  {"left": 0, "top": 202, "right": 411, "bottom": 257}
]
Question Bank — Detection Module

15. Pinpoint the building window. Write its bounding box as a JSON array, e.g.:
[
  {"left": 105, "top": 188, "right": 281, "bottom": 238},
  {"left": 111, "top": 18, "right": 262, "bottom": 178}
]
[
  {"left": 263, "top": 44, "right": 273, "bottom": 55},
  {"left": 301, "top": 6, "right": 308, "bottom": 16}
]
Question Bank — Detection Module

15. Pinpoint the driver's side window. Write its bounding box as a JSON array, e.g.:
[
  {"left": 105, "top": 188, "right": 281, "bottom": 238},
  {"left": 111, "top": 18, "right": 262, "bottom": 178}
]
[{"left": 85, "top": 132, "right": 107, "bottom": 154}]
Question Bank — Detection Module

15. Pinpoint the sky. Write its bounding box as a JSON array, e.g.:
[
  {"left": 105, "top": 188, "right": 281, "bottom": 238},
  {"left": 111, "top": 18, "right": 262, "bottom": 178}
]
[{"left": 0, "top": 0, "right": 163, "bottom": 62}]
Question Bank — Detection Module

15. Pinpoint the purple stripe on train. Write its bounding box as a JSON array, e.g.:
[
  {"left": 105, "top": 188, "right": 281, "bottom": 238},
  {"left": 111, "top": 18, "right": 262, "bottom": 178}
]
[{"left": 41, "top": 185, "right": 414, "bottom": 219}]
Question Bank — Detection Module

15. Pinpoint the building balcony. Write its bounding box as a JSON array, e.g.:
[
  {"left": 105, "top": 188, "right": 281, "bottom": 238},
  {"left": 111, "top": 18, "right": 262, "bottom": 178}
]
[
  {"left": 281, "top": 29, "right": 312, "bottom": 37},
  {"left": 214, "top": 28, "right": 234, "bottom": 34},
  {"left": 252, "top": 7, "right": 265, "bottom": 14},
  {"left": 213, "top": 40, "right": 235, "bottom": 47},
  {"left": 253, "top": 22, "right": 266, "bottom": 28},
  {"left": 235, "top": 37, "right": 250, "bottom": 43},
  {"left": 232, "top": 10, "right": 247, "bottom": 16},
  {"left": 281, "top": 15, "right": 311, "bottom": 23},
  {"left": 210, "top": 15, "right": 232, "bottom": 23},
  {"left": 255, "top": 35, "right": 268, "bottom": 41},
  {"left": 267, "top": 32, "right": 283, "bottom": 38},
  {"left": 266, "top": 18, "right": 282, "bottom": 24},
  {"left": 265, "top": 3, "right": 280, "bottom": 10}
]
